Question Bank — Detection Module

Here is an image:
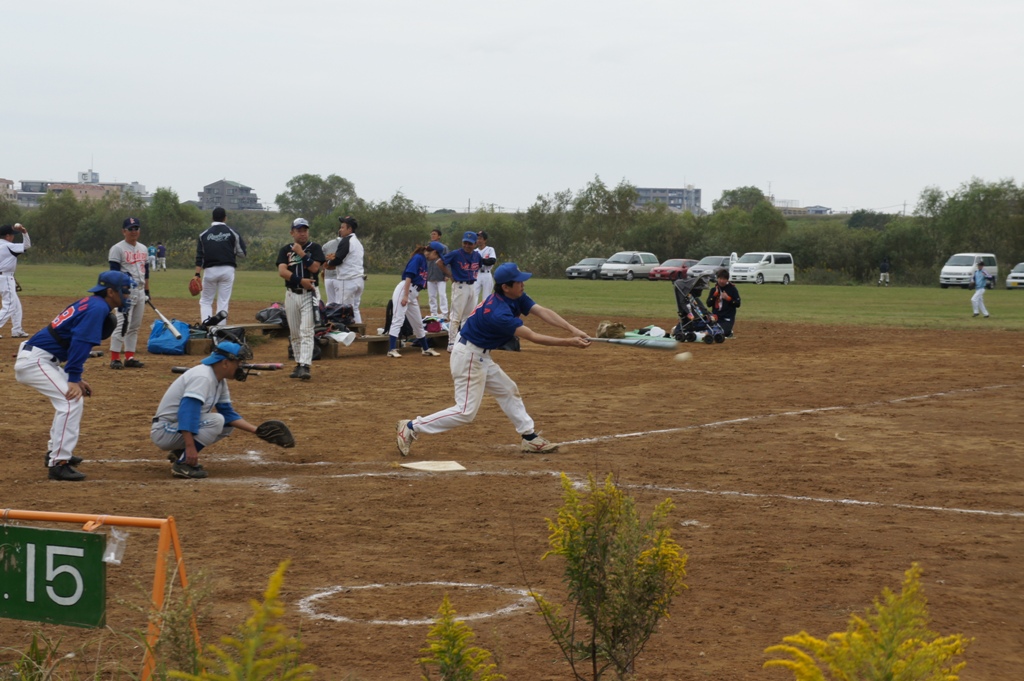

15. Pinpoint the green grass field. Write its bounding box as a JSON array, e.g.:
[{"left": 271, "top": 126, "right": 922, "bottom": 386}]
[{"left": 11, "top": 264, "right": 1023, "bottom": 330}]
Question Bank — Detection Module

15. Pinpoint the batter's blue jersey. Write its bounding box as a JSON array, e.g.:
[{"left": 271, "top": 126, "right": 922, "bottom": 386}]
[
  {"left": 27, "top": 295, "right": 112, "bottom": 382},
  {"left": 460, "top": 292, "right": 536, "bottom": 350},
  {"left": 403, "top": 253, "right": 429, "bottom": 289},
  {"left": 442, "top": 248, "right": 481, "bottom": 283}
]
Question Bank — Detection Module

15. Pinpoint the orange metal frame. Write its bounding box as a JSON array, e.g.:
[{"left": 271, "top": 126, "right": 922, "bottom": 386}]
[{"left": 1, "top": 509, "right": 199, "bottom": 680}]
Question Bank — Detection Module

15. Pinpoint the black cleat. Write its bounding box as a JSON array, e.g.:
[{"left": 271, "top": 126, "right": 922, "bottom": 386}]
[
  {"left": 123, "top": 358, "right": 145, "bottom": 368},
  {"left": 110, "top": 360, "right": 124, "bottom": 370},
  {"left": 171, "top": 462, "right": 208, "bottom": 479},
  {"left": 49, "top": 463, "right": 86, "bottom": 481}
]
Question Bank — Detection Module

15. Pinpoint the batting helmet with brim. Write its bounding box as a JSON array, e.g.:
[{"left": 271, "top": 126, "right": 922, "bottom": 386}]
[{"left": 89, "top": 271, "right": 134, "bottom": 297}]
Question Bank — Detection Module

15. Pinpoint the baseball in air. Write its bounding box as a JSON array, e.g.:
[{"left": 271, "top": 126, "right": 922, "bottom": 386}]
[{"left": 674, "top": 351, "right": 693, "bottom": 362}]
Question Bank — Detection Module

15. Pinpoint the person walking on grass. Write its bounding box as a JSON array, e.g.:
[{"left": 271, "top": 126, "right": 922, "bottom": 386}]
[{"left": 971, "top": 260, "right": 993, "bottom": 318}]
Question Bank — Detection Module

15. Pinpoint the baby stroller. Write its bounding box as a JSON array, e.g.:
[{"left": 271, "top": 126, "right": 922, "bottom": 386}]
[{"left": 672, "top": 274, "right": 725, "bottom": 344}]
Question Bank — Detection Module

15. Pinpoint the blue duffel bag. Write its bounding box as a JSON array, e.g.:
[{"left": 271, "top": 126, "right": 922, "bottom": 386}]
[{"left": 147, "top": 319, "right": 190, "bottom": 355}]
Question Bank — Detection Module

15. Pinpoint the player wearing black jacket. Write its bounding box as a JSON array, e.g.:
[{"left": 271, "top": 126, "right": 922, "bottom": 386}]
[
  {"left": 194, "top": 207, "right": 247, "bottom": 324},
  {"left": 706, "top": 269, "right": 741, "bottom": 338}
]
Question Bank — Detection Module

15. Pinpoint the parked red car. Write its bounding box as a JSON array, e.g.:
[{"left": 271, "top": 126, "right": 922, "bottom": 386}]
[{"left": 648, "top": 258, "right": 698, "bottom": 281}]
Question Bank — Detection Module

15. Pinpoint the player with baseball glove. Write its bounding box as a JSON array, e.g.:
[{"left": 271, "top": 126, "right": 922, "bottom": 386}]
[
  {"left": 150, "top": 341, "right": 296, "bottom": 479},
  {"left": 188, "top": 275, "right": 203, "bottom": 296}
]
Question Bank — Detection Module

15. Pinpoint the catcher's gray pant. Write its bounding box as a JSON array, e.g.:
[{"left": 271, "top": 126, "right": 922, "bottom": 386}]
[
  {"left": 475, "top": 271, "right": 494, "bottom": 304},
  {"left": 427, "top": 280, "right": 449, "bottom": 318},
  {"left": 200, "top": 265, "right": 236, "bottom": 324},
  {"left": 0, "top": 272, "right": 25, "bottom": 334},
  {"left": 110, "top": 287, "right": 146, "bottom": 353},
  {"left": 285, "top": 288, "right": 316, "bottom": 366},
  {"left": 412, "top": 337, "right": 534, "bottom": 435},
  {"left": 447, "top": 282, "right": 478, "bottom": 350},
  {"left": 388, "top": 283, "right": 427, "bottom": 340},
  {"left": 150, "top": 413, "right": 233, "bottom": 451},
  {"left": 15, "top": 344, "right": 84, "bottom": 464},
  {"left": 337, "top": 277, "right": 365, "bottom": 324}
]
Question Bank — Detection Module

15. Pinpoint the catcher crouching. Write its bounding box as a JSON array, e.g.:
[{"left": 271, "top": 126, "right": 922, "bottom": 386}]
[{"left": 150, "top": 341, "right": 294, "bottom": 479}]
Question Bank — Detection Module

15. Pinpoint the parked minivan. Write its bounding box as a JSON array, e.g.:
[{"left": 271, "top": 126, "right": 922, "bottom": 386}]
[
  {"left": 730, "top": 252, "right": 795, "bottom": 284},
  {"left": 600, "top": 251, "right": 660, "bottom": 280},
  {"left": 940, "top": 253, "right": 998, "bottom": 289}
]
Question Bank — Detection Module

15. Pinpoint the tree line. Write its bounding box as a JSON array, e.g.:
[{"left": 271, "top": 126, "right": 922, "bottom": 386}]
[{"left": 2, "top": 175, "right": 1021, "bottom": 284}]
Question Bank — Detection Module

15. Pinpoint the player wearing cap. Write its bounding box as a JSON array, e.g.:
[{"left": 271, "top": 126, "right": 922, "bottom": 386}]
[
  {"left": 150, "top": 341, "right": 263, "bottom": 479},
  {"left": 195, "top": 207, "right": 247, "bottom": 326},
  {"left": 277, "top": 218, "right": 325, "bottom": 380},
  {"left": 438, "top": 230, "right": 482, "bottom": 352},
  {"left": 108, "top": 217, "right": 150, "bottom": 369},
  {"left": 15, "top": 270, "right": 133, "bottom": 480},
  {"left": 323, "top": 216, "right": 365, "bottom": 322},
  {"left": 474, "top": 230, "right": 496, "bottom": 303},
  {"left": 386, "top": 242, "right": 444, "bottom": 358},
  {"left": 426, "top": 229, "right": 449, "bottom": 319},
  {"left": 0, "top": 223, "right": 31, "bottom": 339},
  {"left": 396, "top": 262, "right": 590, "bottom": 456}
]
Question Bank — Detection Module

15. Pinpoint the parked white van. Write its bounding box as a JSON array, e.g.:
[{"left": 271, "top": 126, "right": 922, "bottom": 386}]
[
  {"left": 730, "top": 252, "right": 795, "bottom": 284},
  {"left": 940, "top": 253, "right": 998, "bottom": 289}
]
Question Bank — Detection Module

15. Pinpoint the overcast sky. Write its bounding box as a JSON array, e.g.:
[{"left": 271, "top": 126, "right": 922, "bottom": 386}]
[{"left": 7, "top": 1, "right": 1021, "bottom": 214}]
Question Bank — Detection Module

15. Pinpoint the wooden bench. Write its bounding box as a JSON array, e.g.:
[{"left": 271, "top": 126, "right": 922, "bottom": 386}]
[{"left": 348, "top": 331, "right": 448, "bottom": 356}]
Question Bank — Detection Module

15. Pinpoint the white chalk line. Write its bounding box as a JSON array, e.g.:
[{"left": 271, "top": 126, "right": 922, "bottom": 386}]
[
  {"left": 556, "top": 383, "right": 1019, "bottom": 447},
  {"left": 298, "top": 581, "right": 533, "bottom": 626}
]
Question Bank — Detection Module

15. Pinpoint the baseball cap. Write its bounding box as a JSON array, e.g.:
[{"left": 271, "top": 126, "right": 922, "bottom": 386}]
[
  {"left": 427, "top": 240, "right": 445, "bottom": 253},
  {"left": 0, "top": 225, "right": 14, "bottom": 237},
  {"left": 339, "top": 216, "right": 358, "bottom": 229},
  {"left": 462, "top": 230, "right": 477, "bottom": 243},
  {"left": 292, "top": 218, "right": 310, "bottom": 229},
  {"left": 477, "top": 230, "right": 488, "bottom": 240},
  {"left": 494, "top": 262, "right": 532, "bottom": 285},
  {"left": 88, "top": 270, "right": 134, "bottom": 294},
  {"left": 201, "top": 341, "right": 244, "bottom": 366},
  {"left": 123, "top": 217, "right": 141, "bottom": 229}
]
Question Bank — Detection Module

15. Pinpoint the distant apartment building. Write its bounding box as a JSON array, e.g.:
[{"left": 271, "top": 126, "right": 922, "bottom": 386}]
[
  {"left": 197, "top": 180, "right": 263, "bottom": 211},
  {"left": 49, "top": 183, "right": 124, "bottom": 201},
  {"left": 805, "top": 205, "right": 832, "bottom": 215},
  {"left": 635, "top": 185, "right": 702, "bottom": 214},
  {"left": 0, "top": 178, "right": 15, "bottom": 202},
  {"left": 15, "top": 171, "right": 151, "bottom": 208}
]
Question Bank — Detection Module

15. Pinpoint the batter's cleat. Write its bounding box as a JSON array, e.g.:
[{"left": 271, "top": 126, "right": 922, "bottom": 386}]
[
  {"left": 110, "top": 360, "right": 124, "bottom": 369},
  {"left": 123, "top": 357, "right": 145, "bottom": 368},
  {"left": 171, "top": 462, "right": 208, "bottom": 479},
  {"left": 421, "top": 348, "right": 441, "bottom": 357},
  {"left": 289, "top": 364, "right": 304, "bottom": 379},
  {"left": 11, "top": 331, "right": 29, "bottom": 338},
  {"left": 521, "top": 434, "right": 559, "bottom": 453},
  {"left": 396, "top": 420, "right": 416, "bottom": 457},
  {"left": 49, "top": 463, "right": 86, "bottom": 481},
  {"left": 298, "top": 364, "right": 311, "bottom": 380},
  {"left": 386, "top": 349, "right": 402, "bottom": 358},
  {"left": 44, "top": 452, "right": 82, "bottom": 468}
]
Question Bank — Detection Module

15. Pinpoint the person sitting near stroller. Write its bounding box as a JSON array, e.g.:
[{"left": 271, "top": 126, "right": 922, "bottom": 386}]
[{"left": 706, "top": 269, "right": 740, "bottom": 338}]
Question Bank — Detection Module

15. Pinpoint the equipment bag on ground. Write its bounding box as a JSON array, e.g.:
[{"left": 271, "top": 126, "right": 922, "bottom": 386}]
[{"left": 147, "top": 320, "right": 190, "bottom": 355}]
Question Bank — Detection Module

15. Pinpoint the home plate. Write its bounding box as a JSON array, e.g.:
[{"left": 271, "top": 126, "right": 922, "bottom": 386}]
[{"left": 400, "top": 461, "right": 466, "bottom": 472}]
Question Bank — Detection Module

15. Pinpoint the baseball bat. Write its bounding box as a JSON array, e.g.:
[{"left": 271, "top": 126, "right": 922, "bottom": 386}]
[
  {"left": 147, "top": 300, "right": 182, "bottom": 339},
  {"left": 244, "top": 363, "right": 284, "bottom": 371},
  {"left": 586, "top": 337, "right": 679, "bottom": 351},
  {"left": 171, "top": 366, "right": 261, "bottom": 376}
]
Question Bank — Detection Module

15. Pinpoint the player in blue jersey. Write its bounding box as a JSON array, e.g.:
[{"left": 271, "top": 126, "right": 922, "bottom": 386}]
[
  {"left": 396, "top": 262, "right": 590, "bottom": 456},
  {"left": 437, "top": 231, "right": 482, "bottom": 352},
  {"left": 14, "top": 270, "right": 134, "bottom": 480},
  {"left": 386, "top": 241, "right": 444, "bottom": 357}
]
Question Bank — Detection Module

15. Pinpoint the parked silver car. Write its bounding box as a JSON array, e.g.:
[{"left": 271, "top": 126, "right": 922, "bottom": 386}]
[
  {"left": 1006, "top": 262, "right": 1024, "bottom": 289},
  {"left": 565, "top": 257, "right": 608, "bottom": 280},
  {"left": 599, "top": 251, "right": 660, "bottom": 280},
  {"left": 686, "top": 255, "right": 736, "bottom": 280}
]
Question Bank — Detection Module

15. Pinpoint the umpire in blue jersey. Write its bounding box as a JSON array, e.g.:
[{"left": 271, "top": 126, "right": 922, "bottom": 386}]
[
  {"left": 15, "top": 271, "right": 133, "bottom": 480},
  {"left": 396, "top": 262, "right": 590, "bottom": 457}
]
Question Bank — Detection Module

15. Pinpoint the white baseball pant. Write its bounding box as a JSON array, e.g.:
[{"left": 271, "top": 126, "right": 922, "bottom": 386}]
[
  {"left": 475, "top": 271, "right": 494, "bottom": 303},
  {"left": 157, "top": 257, "right": 167, "bottom": 270},
  {"left": 388, "top": 283, "right": 426, "bottom": 340},
  {"left": 200, "top": 265, "right": 236, "bottom": 324},
  {"left": 971, "top": 288, "right": 989, "bottom": 316},
  {"left": 15, "top": 344, "right": 84, "bottom": 464},
  {"left": 427, "top": 280, "right": 449, "bottom": 318},
  {"left": 0, "top": 273, "right": 25, "bottom": 334},
  {"left": 447, "top": 282, "right": 478, "bottom": 350},
  {"left": 324, "top": 278, "right": 341, "bottom": 305},
  {"left": 412, "top": 338, "right": 534, "bottom": 435},
  {"left": 285, "top": 288, "right": 317, "bottom": 365},
  {"left": 150, "top": 413, "right": 233, "bottom": 451},
  {"left": 337, "top": 277, "right": 365, "bottom": 324},
  {"left": 110, "top": 287, "right": 146, "bottom": 353}
]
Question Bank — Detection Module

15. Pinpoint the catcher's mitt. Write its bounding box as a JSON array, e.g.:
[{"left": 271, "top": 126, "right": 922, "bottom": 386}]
[
  {"left": 256, "top": 420, "right": 295, "bottom": 448},
  {"left": 188, "top": 276, "right": 203, "bottom": 297}
]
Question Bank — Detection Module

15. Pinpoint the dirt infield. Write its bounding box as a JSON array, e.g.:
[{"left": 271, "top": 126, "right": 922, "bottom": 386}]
[{"left": 1, "top": 297, "right": 1022, "bottom": 679}]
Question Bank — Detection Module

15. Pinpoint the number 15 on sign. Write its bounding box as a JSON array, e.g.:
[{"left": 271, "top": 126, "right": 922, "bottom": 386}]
[{"left": 0, "top": 527, "right": 106, "bottom": 628}]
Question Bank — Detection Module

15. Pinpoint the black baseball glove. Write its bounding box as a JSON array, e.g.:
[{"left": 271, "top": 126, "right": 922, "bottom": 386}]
[{"left": 255, "top": 420, "right": 295, "bottom": 448}]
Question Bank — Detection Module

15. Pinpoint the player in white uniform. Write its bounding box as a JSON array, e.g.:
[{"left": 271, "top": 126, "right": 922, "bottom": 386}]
[
  {"left": 150, "top": 341, "right": 261, "bottom": 479},
  {"left": 0, "top": 223, "right": 31, "bottom": 338},
  {"left": 108, "top": 217, "right": 150, "bottom": 369},
  {"left": 323, "top": 216, "right": 365, "bottom": 323},
  {"left": 474, "top": 231, "right": 496, "bottom": 303},
  {"left": 276, "top": 218, "right": 325, "bottom": 380}
]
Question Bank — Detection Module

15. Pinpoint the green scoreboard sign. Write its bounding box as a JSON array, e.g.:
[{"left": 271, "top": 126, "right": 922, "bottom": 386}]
[{"left": 0, "top": 526, "right": 106, "bottom": 628}]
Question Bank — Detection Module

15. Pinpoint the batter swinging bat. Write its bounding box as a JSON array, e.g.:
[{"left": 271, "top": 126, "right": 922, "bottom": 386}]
[
  {"left": 147, "top": 300, "right": 182, "bottom": 339},
  {"left": 586, "top": 337, "right": 679, "bottom": 351}
]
